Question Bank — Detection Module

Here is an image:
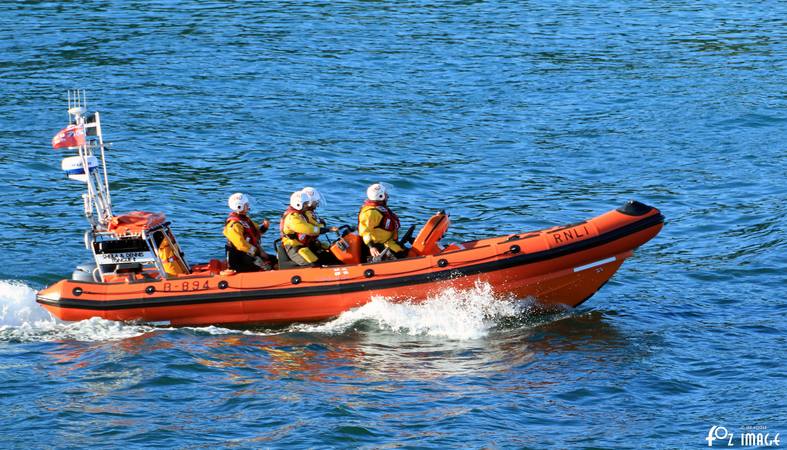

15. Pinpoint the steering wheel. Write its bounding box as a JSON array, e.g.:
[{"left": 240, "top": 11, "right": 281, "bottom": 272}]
[
  {"left": 337, "top": 224, "right": 355, "bottom": 237},
  {"left": 326, "top": 224, "right": 356, "bottom": 245}
]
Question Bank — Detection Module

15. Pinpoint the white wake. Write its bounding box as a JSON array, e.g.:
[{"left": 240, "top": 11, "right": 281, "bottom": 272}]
[{"left": 296, "top": 281, "right": 531, "bottom": 340}]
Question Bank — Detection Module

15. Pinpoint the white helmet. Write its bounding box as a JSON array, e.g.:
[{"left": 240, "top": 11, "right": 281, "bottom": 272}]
[
  {"left": 366, "top": 183, "right": 387, "bottom": 201},
  {"left": 289, "top": 190, "right": 310, "bottom": 211},
  {"left": 302, "top": 186, "right": 322, "bottom": 209},
  {"left": 228, "top": 193, "right": 251, "bottom": 212}
]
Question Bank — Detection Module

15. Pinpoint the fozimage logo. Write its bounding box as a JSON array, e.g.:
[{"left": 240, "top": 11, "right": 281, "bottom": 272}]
[{"left": 706, "top": 425, "right": 780, "bottom": 447}]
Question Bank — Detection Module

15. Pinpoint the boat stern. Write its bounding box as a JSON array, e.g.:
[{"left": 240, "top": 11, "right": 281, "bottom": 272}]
[{"left": 36, "top": 280, "right": 98, "bottom": 322}]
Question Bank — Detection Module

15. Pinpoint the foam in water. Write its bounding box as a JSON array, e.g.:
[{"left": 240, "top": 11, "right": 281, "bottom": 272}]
[
  {"left": 0, "top": 280, "right": 51, "bottom": 326},
  {"left": 297, "top": 281, "right": 529, "bottom": 340},
  {"left": 0, "top": 280, "right": 153, "bottom": 343}
]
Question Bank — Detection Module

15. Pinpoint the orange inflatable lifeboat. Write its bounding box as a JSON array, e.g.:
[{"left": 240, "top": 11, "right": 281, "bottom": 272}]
[
  {"left": 37, "top": 201, "right": 664, "bottom": 326},
  {"left": 39, "top": 97, "right": 664, "bottom": 327}
]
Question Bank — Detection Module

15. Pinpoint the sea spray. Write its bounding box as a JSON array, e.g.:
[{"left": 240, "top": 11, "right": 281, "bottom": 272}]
[
  {"left": 0, "top": 280, "right": 52, "bottom": 326},
  {"left": 296, "top": 281, "right": 529, "bottom": 340}
]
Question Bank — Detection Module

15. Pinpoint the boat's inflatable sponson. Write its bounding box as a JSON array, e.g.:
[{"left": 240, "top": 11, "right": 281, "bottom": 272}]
[{"left": 617, "top": 200, "right": 653, "bottom": 216}]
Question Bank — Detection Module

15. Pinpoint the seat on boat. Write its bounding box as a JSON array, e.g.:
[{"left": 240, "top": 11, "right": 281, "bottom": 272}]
[
  {"left": 275, "top": 240, "right": 300, "bottom": 269},
  {"left": 409, "top": 211, "right": 450, "bottom": 256},
  {"left": 274, "top": 238, "right": 342, "bottom": 269},
  {"left": 330, "top": 232, "right": 363, "bottom": 265}
]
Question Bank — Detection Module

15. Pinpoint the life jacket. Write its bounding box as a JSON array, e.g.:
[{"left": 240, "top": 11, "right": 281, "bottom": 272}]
[
  {"left": 158, "top": 238, "right": 187, "bottom": 276},
  {"left": 226, "top": 212, "right": 261, "bottom": 247},
  {"left": 359, "top": 200, "right": 400, "bottom": 232},
  {"left": 280, "top": 207, "right": 318, "bottom": 246}
]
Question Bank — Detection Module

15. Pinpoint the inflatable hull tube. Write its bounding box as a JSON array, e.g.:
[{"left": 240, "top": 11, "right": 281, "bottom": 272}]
[{"left": 37, "top": 201, "right": 664, "bottom": 326}]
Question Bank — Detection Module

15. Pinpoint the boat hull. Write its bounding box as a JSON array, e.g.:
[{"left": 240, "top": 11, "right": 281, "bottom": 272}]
[{"left": 37, "top": 202, "right": 664, "bottom": 326}]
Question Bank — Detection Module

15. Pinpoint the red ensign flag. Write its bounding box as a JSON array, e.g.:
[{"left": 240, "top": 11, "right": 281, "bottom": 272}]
[{"left": 52, "top": 124, "right": 86, "bottom": 149}]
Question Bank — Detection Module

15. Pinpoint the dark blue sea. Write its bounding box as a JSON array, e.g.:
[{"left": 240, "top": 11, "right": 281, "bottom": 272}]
[{"left": 1, "top": 1, "right": 785, "bottom": 448}]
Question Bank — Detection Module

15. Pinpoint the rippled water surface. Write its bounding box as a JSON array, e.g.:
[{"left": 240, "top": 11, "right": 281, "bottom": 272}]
[{"left": 1, "top": 1, "right": 786, "bottom": 448}]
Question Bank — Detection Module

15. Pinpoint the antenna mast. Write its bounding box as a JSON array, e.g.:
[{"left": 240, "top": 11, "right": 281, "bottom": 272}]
[{"left": 61, "top": 90, "right": 114, "bottom": 230}]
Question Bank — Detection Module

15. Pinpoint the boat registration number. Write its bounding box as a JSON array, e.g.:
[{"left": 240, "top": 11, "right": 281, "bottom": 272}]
[{"left": 163, "top": 281, "right": 211, "bottom": 292}]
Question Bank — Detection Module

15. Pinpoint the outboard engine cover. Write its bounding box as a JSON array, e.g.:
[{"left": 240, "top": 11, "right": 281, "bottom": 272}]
[{"left": 72, "top": 262, "right": 100, "bottom": 282}]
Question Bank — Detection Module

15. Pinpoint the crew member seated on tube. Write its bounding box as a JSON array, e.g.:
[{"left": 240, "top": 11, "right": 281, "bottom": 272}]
[
  {"left": 280, "top": 189, "right": 338, "bottom": 267},
  {"left": 358, "top": 183, "right": 406, "bottom": 261},
  {"left": 223, "top": 193, "right": 276, "bottom": 272}
]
